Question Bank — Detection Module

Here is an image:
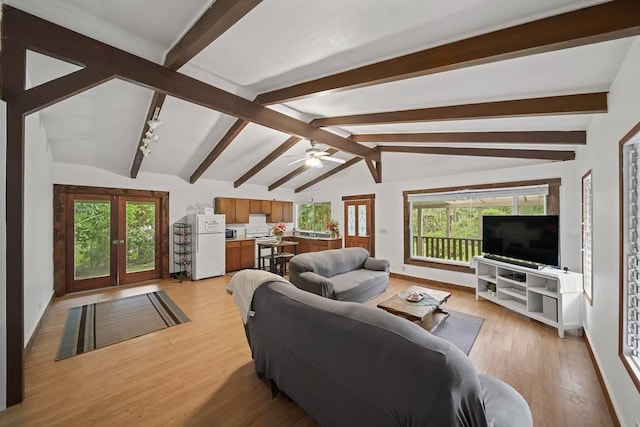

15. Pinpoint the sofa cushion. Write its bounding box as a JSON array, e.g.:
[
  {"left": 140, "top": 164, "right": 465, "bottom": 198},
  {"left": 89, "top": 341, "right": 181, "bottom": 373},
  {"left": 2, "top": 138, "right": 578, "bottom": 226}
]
[
  {"left": 480, "top": 375, "right": 533, "bottom": 427},
  {"left": 289, "top": 247, "right": 368, "bottom": 278},
  {"left": 330, "top": 269, "right": 388, "bottom": 302}
]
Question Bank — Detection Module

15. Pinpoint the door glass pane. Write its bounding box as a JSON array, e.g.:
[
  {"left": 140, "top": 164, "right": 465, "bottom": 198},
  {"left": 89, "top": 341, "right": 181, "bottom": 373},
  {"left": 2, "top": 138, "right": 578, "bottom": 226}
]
[
  {"left": 347, "top": 205, "right": 356, "bottom": 236},
  {"left": 358, "top": 204, "right": 367, "bottom": 236},
  {"left": 126, "top": 201, "right": 156, "bottom": 273},
  {"left": 74, "top": 200, "right": 111, "bottom": 280}
]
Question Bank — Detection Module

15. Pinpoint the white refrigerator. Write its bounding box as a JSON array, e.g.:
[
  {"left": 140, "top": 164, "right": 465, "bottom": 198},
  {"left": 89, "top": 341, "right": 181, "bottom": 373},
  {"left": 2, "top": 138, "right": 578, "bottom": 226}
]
[{"left": 187, "top": 214, "right": 225, "bottom": 279}]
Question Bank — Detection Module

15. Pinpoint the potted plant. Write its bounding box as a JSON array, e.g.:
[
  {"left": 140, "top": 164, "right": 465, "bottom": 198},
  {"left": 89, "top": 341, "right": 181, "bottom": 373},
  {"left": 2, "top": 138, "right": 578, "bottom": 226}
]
[{"left": 271, "top": 222, "right": 286, "bottom": 242}]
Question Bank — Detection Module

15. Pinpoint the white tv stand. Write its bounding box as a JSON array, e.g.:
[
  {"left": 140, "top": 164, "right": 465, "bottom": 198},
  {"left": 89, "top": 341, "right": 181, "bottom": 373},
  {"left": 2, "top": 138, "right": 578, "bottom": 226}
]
[{"left": 472, "top": 256, "right": 582, "bottom": 338}]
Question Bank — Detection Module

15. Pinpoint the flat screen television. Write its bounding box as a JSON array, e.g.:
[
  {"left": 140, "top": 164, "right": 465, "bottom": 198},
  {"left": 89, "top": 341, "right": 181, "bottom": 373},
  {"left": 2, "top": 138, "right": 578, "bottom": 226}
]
[{"left": 482, "top": 215, "right": 560, "bottom": 267}]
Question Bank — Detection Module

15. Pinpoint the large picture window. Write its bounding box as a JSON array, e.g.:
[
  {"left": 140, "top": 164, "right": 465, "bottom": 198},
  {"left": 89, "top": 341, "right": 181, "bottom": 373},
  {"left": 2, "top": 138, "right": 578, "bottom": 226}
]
[
  {"left": 297, "top": 201, "right": 331, "bottom": 231},
  {"left": 403, "top": 179, "right": 559, "bottom": 272},
  {"left": 619, "top": 123, "right": 640, "bottom": 392}
]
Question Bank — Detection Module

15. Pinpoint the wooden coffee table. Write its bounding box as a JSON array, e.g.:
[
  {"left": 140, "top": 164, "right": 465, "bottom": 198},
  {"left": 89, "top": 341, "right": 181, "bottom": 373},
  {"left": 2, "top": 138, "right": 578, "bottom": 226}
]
[{"left": 376, "top": 285, "right": 451, "bottom": 332}]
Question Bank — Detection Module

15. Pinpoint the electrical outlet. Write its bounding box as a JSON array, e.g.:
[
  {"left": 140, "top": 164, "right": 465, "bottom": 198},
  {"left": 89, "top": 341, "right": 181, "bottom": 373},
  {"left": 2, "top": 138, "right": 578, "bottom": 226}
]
[
  {"left": 379, "top": 228, "right": 387, "bottom": 234},
  {"left": 402, "top": 265, "right": 406, "bottom": 271}
]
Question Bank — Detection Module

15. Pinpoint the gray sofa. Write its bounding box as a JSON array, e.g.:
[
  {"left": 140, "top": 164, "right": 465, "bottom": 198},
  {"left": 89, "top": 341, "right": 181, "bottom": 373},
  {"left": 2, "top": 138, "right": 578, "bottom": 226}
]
[
  {"left": 234, "top": 277, "right": 533, "bottom": 427},
  {"left": 288, "top": 247, "right": 389, "bottom": 302}
]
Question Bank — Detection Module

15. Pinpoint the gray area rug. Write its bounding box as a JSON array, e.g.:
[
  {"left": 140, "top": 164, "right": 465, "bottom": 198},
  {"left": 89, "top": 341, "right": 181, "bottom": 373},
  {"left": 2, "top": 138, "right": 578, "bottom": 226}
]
[
  {"left": 431, "top": 310, "right": 484, "bottom": 355},
  {"left": 56, "top": 290, "right": 190, "bottom": 361}
]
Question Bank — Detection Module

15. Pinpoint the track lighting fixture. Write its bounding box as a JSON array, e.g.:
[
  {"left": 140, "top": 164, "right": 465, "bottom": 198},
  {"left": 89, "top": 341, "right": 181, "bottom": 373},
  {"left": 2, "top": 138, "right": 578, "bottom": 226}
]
[{"left": 139, "top": 107, "right": 162, "bottom": 157}]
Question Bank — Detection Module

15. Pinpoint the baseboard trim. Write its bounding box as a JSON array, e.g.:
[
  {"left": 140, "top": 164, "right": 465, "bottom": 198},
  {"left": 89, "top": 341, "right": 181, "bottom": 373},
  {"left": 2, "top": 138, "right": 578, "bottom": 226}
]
[
  {"left": 24, "top": 292, "right": 54, "bottom": 357},
  {"left": 389, "top": 272, "right": 475, "bottom": 294},
  {"left": 583, "top": 331, "right": 620, "bottom": 427}
]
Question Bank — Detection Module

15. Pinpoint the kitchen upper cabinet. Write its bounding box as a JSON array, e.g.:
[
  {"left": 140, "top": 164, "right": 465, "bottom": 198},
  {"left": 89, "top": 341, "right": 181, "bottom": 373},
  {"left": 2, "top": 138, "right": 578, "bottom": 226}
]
[
  {"left": 235, "top": 198, "right": 250, "bottom": 224},
  {"left": 261, "top": 200, "right": 272, "bottom": 215},
  {"left": 250, "top": 199, "right": 262, "bottom": 214},
  {"left": 270, "top": 201, "right": 284, "bottom": 223},
  {"left": 215, "top": 198, "right": 236, "bottom": 224},
  {"left": 216, "top": 197, "right": 292, "bottom": 224},
  {"left": 283, "top": 201, "right": 293, "bottom": 223}
]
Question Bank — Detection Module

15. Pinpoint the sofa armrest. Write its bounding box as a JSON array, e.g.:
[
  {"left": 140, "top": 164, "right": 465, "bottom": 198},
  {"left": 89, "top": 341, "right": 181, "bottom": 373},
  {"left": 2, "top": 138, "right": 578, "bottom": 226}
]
[
  {"left": 364, "top": 257, "right": 390, "bottom": 273},
  {"left": 294, "top": 271, "right": 335, "bottom": 298}
]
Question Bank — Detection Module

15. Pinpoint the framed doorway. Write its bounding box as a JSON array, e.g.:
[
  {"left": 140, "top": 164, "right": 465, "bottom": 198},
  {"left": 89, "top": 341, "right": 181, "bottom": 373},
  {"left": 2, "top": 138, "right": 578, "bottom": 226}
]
[
  {"left": 342, "top": 194, "right": 375, "bottom": 256},
  {"left": 54, "top": 185, "right": 170, "bottom": 296}
]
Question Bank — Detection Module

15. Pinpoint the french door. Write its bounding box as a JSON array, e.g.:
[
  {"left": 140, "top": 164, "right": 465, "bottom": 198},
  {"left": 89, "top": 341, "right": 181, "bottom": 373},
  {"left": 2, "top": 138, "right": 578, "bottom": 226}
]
[
  {"left": 65, "top": 194, "right": 160, "bottom": 292},
  {"left": 55, "top": 185, "right": 170, "bottom": 295},
  {"left": 343, "top": 194, "right": 375, "bottom": 256}
]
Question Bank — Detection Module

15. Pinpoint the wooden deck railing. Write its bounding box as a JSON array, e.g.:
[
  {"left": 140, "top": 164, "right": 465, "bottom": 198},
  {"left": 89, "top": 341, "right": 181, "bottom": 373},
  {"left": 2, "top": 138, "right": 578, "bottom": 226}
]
[{"left": 412, "top": 236, "right": 482, "bottom": 262}]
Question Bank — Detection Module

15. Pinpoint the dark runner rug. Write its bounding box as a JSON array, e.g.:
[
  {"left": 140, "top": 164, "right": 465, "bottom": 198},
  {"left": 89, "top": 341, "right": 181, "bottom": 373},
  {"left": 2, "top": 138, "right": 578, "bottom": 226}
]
[
  {"left": 56, "top": 290, "right": 190, "bottom": 361},
  {"left": 431, "top": 310, "right": 484, "bottom": 355}
]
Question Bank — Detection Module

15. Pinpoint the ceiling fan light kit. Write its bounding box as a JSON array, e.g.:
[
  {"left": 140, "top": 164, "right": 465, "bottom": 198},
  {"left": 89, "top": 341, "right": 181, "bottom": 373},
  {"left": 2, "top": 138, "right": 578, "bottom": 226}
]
[{"left": 288, "top": 140, "right": 347, "bottom": 168}]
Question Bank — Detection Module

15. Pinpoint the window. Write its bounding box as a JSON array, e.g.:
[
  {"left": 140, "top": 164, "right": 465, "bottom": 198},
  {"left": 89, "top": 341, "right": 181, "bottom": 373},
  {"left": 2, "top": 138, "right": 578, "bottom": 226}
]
[
  {"left": 297, "top": 201, "right": 331, "bottom": 231},
  {"left": 403, "top": 179, "right": 558, "bottom": 271},
  {"left": 582, "top": 170, "right": 593, "bottom": 305},
  {"left": 620, "top": 127, "right": 640, "bottom": 392}
]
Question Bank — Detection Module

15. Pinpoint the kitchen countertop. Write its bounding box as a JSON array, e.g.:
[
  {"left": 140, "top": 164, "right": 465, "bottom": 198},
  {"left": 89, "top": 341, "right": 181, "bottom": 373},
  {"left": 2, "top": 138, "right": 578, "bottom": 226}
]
[
  {"left": 289, "top": 235, "right": 341, "bottom": 241},
  {"left": 225, "top": 237, "right": 255, "bottom": 242}
]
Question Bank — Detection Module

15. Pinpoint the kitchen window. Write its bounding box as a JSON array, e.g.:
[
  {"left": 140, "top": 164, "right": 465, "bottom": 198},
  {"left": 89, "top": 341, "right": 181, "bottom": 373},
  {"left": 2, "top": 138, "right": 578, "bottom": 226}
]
[{"left": 297, "top": 201, "right": 331, "bottom": 232}]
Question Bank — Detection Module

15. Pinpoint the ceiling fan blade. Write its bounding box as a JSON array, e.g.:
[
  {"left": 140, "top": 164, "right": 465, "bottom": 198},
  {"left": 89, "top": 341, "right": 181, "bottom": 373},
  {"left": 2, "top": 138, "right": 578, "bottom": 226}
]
[
  {"left": 287, "top": 158, "right": 307, "bottom": 166},
  {"left": 323, "top": 156, "right": 346, "bottom": 164},
  {"left": 314, "top": 151, "right": 329, "bottom": 157}
]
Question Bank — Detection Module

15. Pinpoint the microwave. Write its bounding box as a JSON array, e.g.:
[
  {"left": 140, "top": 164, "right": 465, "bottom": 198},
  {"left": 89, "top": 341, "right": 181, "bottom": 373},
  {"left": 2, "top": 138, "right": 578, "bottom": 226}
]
[{"left": 225, "top": 229, "right": 237, "bottom": 239}]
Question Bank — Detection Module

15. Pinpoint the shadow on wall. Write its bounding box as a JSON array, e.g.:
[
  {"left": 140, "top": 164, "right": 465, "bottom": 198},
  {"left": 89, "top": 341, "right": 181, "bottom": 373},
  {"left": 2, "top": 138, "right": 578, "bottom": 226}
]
[{"left": 184, "top": 361, "right": 313, "bottom": 425}]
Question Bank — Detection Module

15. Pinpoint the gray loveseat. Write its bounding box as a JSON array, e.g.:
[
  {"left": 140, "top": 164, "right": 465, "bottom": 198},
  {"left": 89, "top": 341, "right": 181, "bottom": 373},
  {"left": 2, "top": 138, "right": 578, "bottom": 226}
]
[
  {"left": 230, "top": 275, "right": 533, "bottom": 427},
  {"left": 288, "top": 247, "right": 389, "bottom": 302}
]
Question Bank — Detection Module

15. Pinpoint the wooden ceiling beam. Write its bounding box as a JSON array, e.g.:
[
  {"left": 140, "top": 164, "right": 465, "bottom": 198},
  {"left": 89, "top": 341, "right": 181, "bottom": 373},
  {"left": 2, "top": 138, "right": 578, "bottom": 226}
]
[
  {"left": 295, "top": 157, "right": 363, "bottom": 193},
  {"left": 364, "top": 158, "right": 381, "bottom": 184},
  {"left": 380, "top": 145, "right": 575, "bottom": 161},
  {"left": 190, "top": 119, "right": 250, "bottom": 183},
  {"left": 312, "top": 93, "right": 607, "bottom": 127},
  {"left": 234, "top": 136, "right": 302, "bottom": 187},
  {"left": 256, "top": 0, "right": 640, "bottom": 105},
  {"left": 22, "top": 68, "right": 115, "bottom": 114},
  {"left": 3, "top": 7, "right": 378, "bottom": 165},
  {"left": 131, "top": 0, "right": 263, "bottom": 178},
  {"left": 351, "top": 131, "right": 587, "bottom": 144},
  {"left": 165, "top": 0, "right": 263, "bottom": 70},
  {"left": 268, "top": 148, "right": 337, "bottom": 191}
]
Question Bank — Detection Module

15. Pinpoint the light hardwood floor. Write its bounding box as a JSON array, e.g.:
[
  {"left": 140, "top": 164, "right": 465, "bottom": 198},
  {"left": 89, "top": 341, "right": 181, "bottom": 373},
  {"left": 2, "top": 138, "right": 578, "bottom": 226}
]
[{"left": 0, "top": 275, "right": 613, "bottom": 426}]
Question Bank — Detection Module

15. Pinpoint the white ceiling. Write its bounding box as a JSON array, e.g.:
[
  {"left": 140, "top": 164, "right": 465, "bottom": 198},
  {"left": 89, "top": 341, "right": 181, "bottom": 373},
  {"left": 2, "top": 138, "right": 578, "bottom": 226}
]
[{"left": 10, "top": 0, "right": 637, "bottom": 191}]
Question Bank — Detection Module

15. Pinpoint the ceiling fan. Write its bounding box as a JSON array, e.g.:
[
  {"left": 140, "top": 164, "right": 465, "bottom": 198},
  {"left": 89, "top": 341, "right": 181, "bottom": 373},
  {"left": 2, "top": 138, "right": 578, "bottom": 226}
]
[{"left": 287, "top": 140, "right": 346, "bottom": 168}]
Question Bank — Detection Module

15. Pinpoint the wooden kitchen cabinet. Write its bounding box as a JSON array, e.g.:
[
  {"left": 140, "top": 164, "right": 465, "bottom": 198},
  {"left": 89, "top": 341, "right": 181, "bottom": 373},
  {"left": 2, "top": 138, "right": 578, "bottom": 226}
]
[
  {"left": 283, "top": 201, "right": 294, "bottom": 222},
  {"left": 235, "top": 198, "right": 250, "bottom": 223},
  {"left": 225, "top": 240, "right": 255, "bottom": 272},
  {"left": 270, "top": 201, "right": 283, "bottom": 223},
  {"left": 290, "top": 237, "right": 342, "bottom": 254},
  {"left": 261, "top": 200, "right": 272, "bottom": 216},
  {"left": 215, "top": 197, "right": 236, "bottom": 224},
  {"left": 250, "top": 199, "right": 262, "bottom": 214}
]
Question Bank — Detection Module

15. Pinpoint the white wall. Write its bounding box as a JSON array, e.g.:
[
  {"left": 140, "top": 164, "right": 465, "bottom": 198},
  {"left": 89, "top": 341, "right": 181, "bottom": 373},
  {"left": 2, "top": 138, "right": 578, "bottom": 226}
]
[
  {"left": 0, "top": 99, "right": 7, "bottom": 411},
  {"left": 24, "top": 112, "right": 54, "bottom": 345},
  {"left": 52, "top": 163, "right": 295, "bottom": 223},
  {"left": 297, "top": 159, "right": 580, "bottom": 288},
  {"left": 576, "top": 38, "right": 640, "bottom": 427}
]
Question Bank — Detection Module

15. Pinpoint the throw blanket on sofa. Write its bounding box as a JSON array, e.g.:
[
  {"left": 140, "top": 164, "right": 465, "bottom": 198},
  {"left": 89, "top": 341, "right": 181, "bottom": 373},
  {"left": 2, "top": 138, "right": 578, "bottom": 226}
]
[{"left": 227, "top": 270, "right": 290, "bottom": 323}]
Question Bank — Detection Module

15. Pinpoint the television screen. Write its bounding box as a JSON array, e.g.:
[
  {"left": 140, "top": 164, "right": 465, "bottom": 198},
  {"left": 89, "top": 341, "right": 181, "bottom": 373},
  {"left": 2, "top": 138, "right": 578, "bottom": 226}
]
[{"left": 482, "top": 215, "right": 559, "bottom": 267}]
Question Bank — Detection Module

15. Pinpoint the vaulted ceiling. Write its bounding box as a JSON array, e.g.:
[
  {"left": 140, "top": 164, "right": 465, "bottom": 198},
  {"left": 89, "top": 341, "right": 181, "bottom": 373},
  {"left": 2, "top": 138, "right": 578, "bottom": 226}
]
[{"left": 9, "top": 0, "right": 640, "bottom": 192}]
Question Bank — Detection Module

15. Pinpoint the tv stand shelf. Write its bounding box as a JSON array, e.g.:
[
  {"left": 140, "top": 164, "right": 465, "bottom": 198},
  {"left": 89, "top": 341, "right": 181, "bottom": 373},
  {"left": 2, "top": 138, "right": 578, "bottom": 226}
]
[{"left": 472, "top": 256, "right": 582, "bottom": 338}]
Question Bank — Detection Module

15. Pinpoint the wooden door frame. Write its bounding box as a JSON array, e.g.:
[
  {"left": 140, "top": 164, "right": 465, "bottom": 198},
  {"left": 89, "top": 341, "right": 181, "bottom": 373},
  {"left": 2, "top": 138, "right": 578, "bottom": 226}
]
[
  {"left": 342, "top": 194, "right": 375, "bottom": 256},
  {"left": 53, "top": 185, "right": 170, "bottom": 297}
]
